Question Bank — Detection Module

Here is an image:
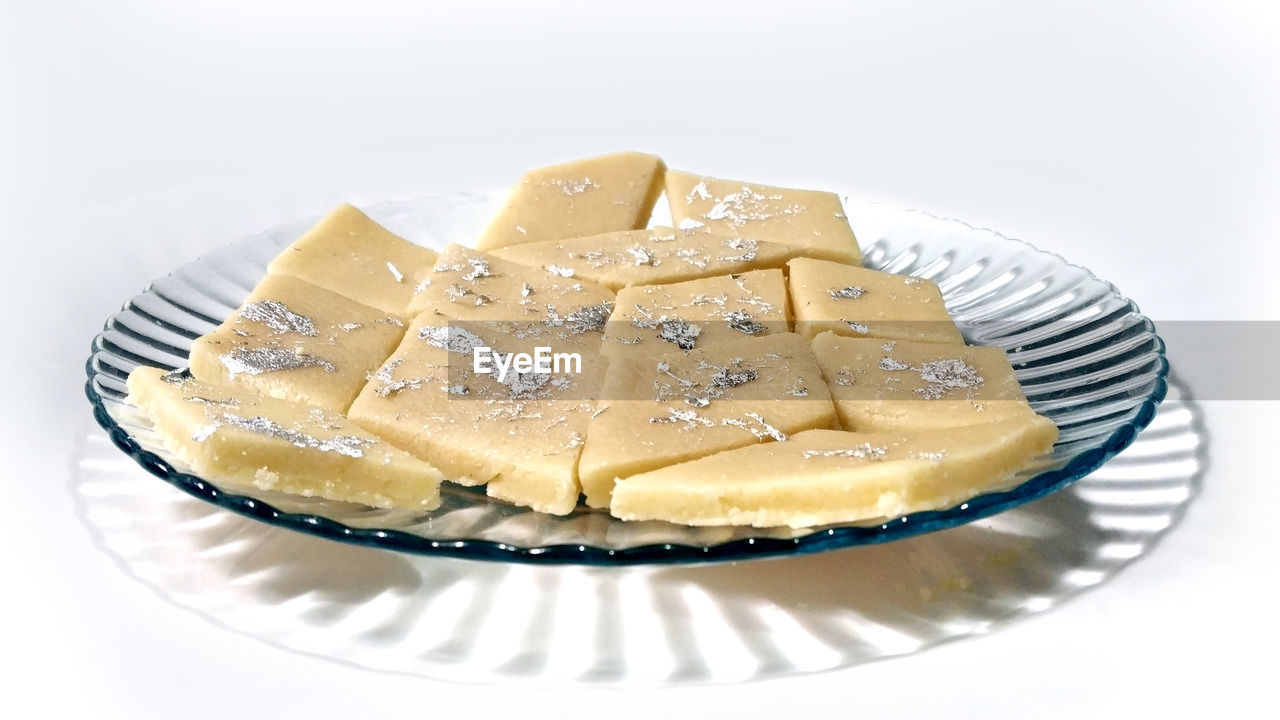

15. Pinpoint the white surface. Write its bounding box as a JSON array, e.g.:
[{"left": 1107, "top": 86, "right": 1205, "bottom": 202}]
[{"left": 1, "top": 1, "right": 1277, "bottom": 717}]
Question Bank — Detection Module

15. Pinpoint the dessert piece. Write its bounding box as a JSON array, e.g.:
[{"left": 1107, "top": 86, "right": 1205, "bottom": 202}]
[
  {"left": 610, "top": 415, "right": 1058, "bottom": 527},
  {"left": 811, "top": 332, "right": 1033, "bottom": 431},
  {"left": 188, "top": 274, "right": 407, "bottom": 412},
  {"left": 267, "top": 203, "right": 439, "bottom": 318},
  {"left": 600, "top": 269, "right": 791, "bottom": 359},
  {"left": 475, "top": 151, "right": 666, "bottom": 251},
  {"left": 347, "top": 314, "right": 607, "bottom": 516},
  {"left": 665, "top": 170, "right": 861, "bottom": 265},
  {"left": 406, "top": 244, "right": 615, "bottom": 333},
  {"left": 490, "top": 226, "right": 801, "bottom": 292},
  {"left": 126, "top": 366, "right": 443, "bottom": 510},
  {"left": 787, "top": 257, "right": 964, "bottom": 344},
  {"left": 578, "top": 332, "right": 838, "bottom": 508}
]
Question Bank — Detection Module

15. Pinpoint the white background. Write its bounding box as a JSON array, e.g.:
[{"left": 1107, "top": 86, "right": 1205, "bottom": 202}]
[{"left": 2, "top": 1, "right": 1277, "bottom": 717}]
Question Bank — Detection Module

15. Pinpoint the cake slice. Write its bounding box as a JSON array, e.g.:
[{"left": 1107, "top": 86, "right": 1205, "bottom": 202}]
[
  {"left": 811, "top": 332, "right": 1034, "bottom": 431},
  {"left": 188, "top": 273, "right": 407, "bottom": 412},
  {"left": 268, "top": 203, "right": 439, "bottom": 318},
  {"left": 610, "top": 415, "right": 1059, "bottom": 527},
  {"left": 126, "top": 366, "right": 443, "bottom": 510},
  {"left": 578, "top": 332, "right": 837, "bottom": 508},
  {"left": 787, "top": 257, "right": 963, "bottom": 344},
  {"left": 406, "top": 244, "right": 615, "bottom": 333},
  {"left": 490, "top": 226, "right": 801, "bottom": 292},
  {"left": 665, "top": 170, "right": 861, "bottom": 265},
  {"left": 475, "top": 151, "right": 666, "bottom": 251},
  {"left": 346, "top": 314, "right": 607, "bottom": 515},
  {"left": 600, "top": 269, "right": 791, "bottom": 359}
]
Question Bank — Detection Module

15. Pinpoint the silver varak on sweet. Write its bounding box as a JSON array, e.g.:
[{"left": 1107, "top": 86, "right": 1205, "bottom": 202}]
[
  {"left": 220, "top": 346, "right": 335, "bottom": 377},
  {"left": 724, "top": 309, "right": 766, "bottom": 335},
  {"left": 239, "top": 300, "right": 319, "bottom": 336},
  {"left": 562, "top": 302, "right": 613, "bottom": 335},
  {"left": 658, "top": 318, "right": 701, "bottom": 349},
  {"left": 916, "top": 358, "right": 984, "bottom": 400},
  {"left": 830, "top": 286, "right": 867, "bottom": 300},
  {"left": 802, "top": 444, "right": 888, "bottom": 460},
  {"left": 419, "top": 325, "right": 485, "bottom": 354},
  {"left": 197, "top": 412, "right": 370, "bottom": 457}
]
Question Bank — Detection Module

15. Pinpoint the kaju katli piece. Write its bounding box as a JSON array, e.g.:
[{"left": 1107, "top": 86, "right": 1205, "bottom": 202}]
[
  {"left": 127, "top": 366, "right": 444, "bottom": 510},
  {"left": 665, "top": 169, "right": 862, "bottom": 265},
  {"left": 347, "top": 315, "right": 608, "bottom": 516},
  {"left": 188, "top": 273, "right": 408, "bottom": 413},
  {"left": 610, "top": 415, "right": 1058, "bottom": 528},
  {"left": 600, "top": 268, "right": 791, "bottom": 359},
  {"left": 475, "top": 151, "right": 666, "bottom": 251},
  {"left": 268, "top": 203, "right": 439, "bottom": 319},
  {"left": 810, "top": 332, "right": 1035, "bottom": 432},
  {"left": 787, "top": 257, "right": 963, "bottom": 345}
]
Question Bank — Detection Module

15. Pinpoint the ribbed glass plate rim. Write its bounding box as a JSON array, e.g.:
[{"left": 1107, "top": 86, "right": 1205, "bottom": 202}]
[{"left": 83, "top": 204, "right": 1170, "bottom": 566}]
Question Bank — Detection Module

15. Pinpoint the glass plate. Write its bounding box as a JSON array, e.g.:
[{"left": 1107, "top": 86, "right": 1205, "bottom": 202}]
[
  {"left": 68, "top": 386, "right": 1203, "bottom": 683},
  {"left": 84, "top": 193, "right": 1170, "bottom": 565}
]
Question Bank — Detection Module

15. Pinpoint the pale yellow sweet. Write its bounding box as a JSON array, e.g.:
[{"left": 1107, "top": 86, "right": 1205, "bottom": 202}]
[
  {"left": 490, "top": 226, "right": 801, "bottom": 292},
  {"left": 406, "top": 244, "right": 615, "bottom": 331},
  {"left": 787, "top": 257, "right": 963, "bottom": 344},
  {"left": 578, "top": 332, "right": 838, "bottom": 508},
  {"left": 811, "top": 332, "right": 1033, "bottom": 431},
  {"left": 475, "top": 151, "right": 666, "bottom": 251},
  {"left": 600, "top": 269, "right": 791, "bottom": 359},
  {"left": 665, "top": 170, "right": 861, "bottom": 265},
  {"left": 188, "top": 274, "right": 407, "bottom": 413},
  {"left": 268, "top": 203, "right": 439, "bottom": 318},
  {"left": 346, "top": 314, "right": 607, "bottom": 516},
  {"left": 126, "top": 366, "right": 443, "bottom": 510},
  {"left": 610, "top": 416, "right": 1058, "bottom": 527}
]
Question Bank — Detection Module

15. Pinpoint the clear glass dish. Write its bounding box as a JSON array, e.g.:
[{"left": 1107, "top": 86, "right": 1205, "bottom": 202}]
[{"left": 84, "top": 193, "right": 1169, "bottom": 565}]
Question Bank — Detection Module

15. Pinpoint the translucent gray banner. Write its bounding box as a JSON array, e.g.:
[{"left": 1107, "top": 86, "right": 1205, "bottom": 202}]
[{"left": 403, "top": 319, "right": 1278, "bottom": 402}]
